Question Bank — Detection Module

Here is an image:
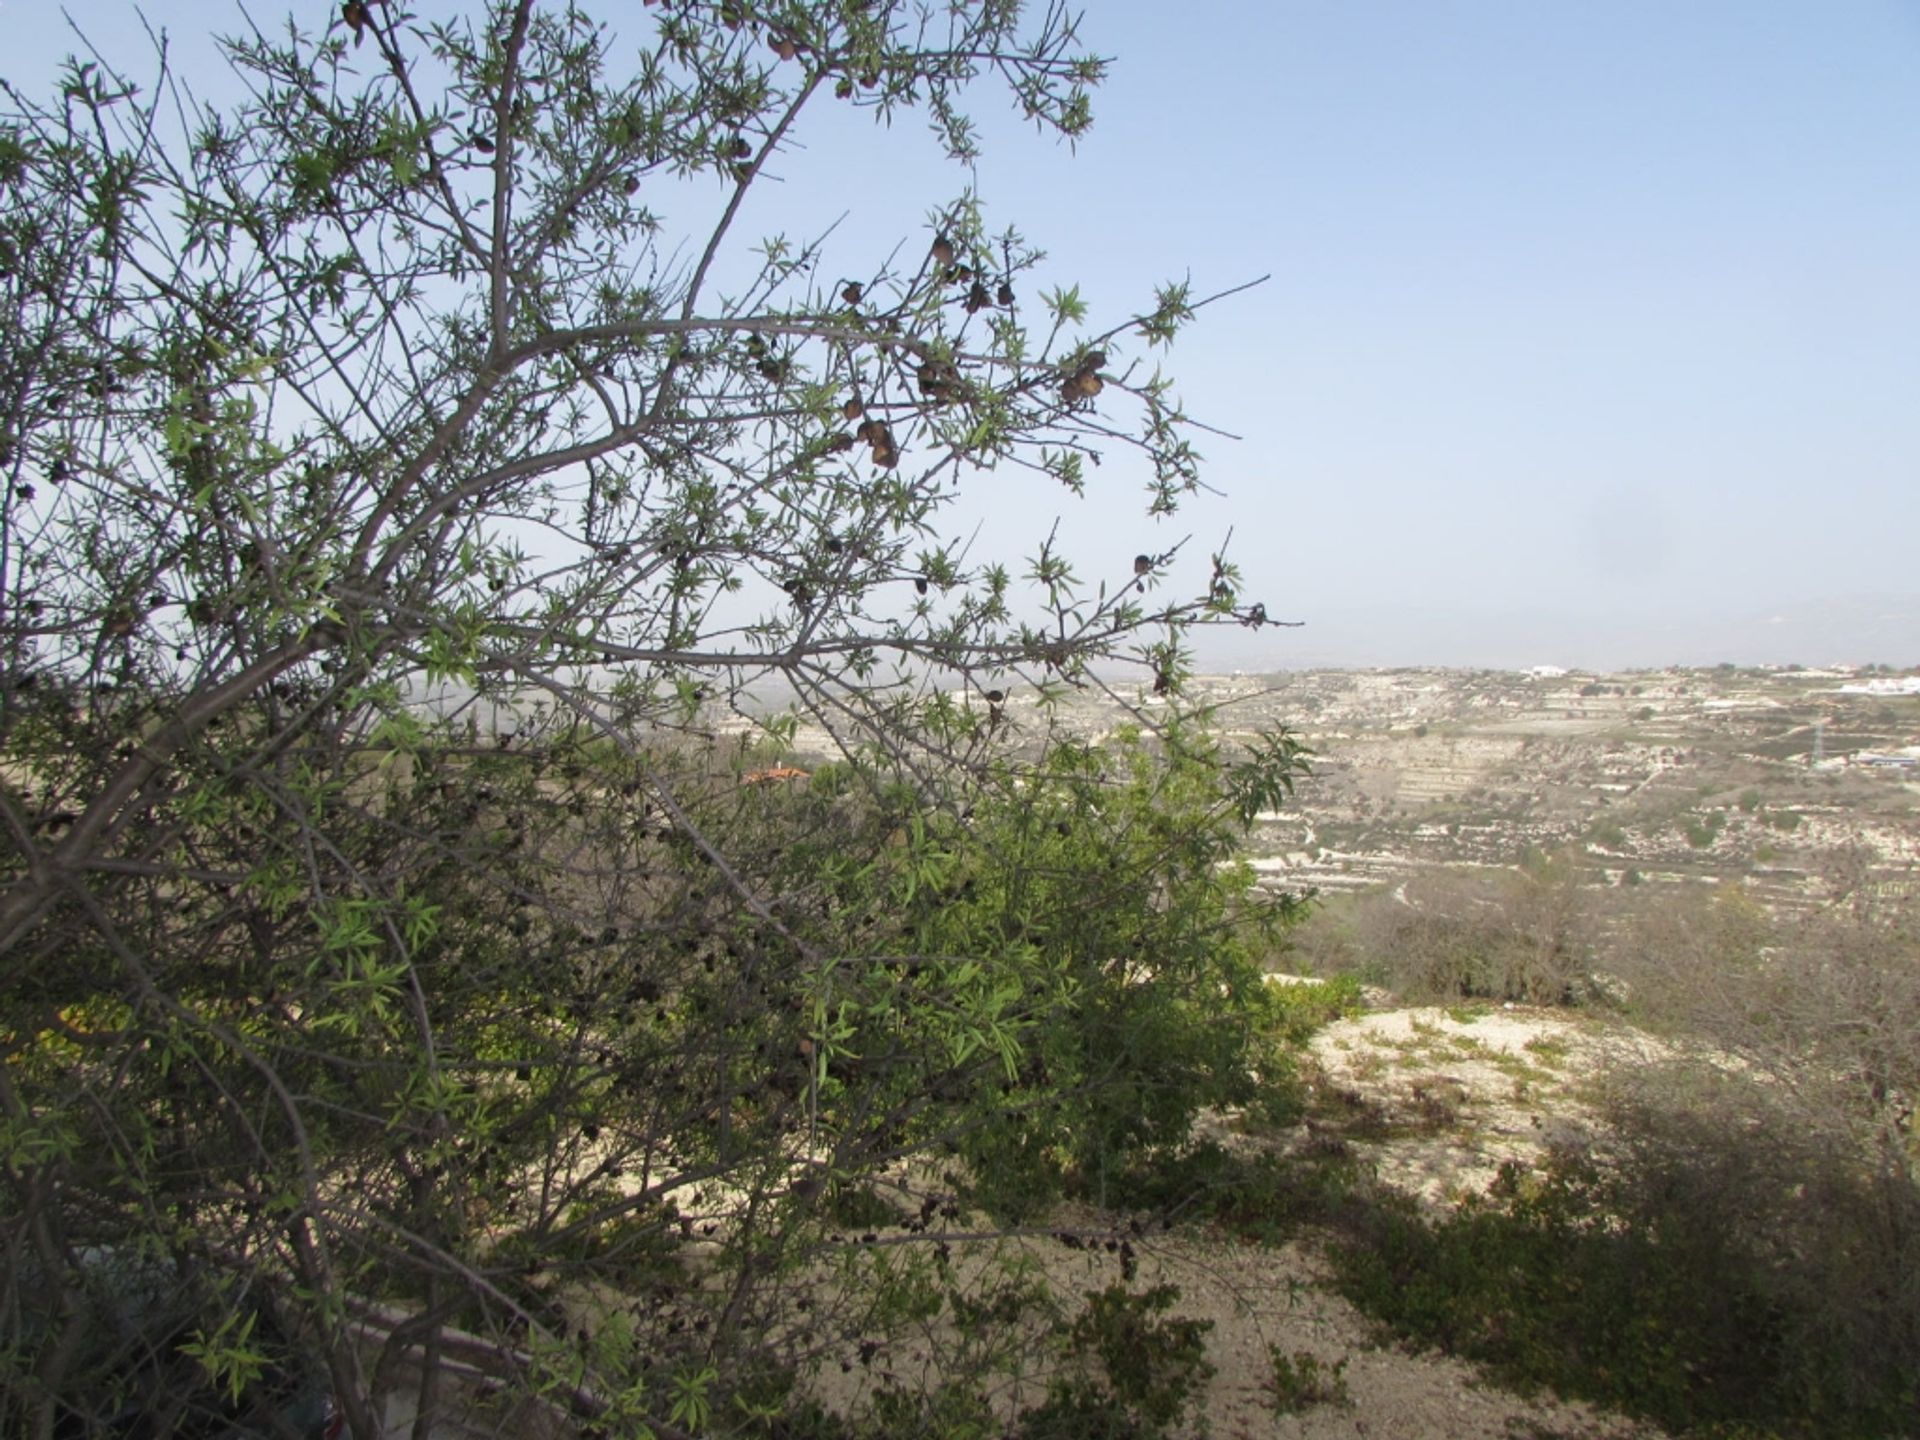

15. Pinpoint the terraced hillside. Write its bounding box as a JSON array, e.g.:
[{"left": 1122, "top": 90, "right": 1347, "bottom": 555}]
[{"left": 1193, "top": 664, "right": 1920, "bottom": 912}]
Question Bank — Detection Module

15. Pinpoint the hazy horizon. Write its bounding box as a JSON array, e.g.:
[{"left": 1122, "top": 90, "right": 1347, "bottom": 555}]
[{"left": 1190, "top": 590, "right": 1920, "bottom": 673}]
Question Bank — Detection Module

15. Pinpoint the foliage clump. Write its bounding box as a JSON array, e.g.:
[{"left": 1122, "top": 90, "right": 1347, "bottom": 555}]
[
  {"left": 1265, "top": 1346, "right": 1350, "bottom": 1415},
  {"left": 1316, "top": 874, "right": 1920, "bottom": 1439},
  {"left": 1329, "top": 1139, "right": 1919, "bottom": 1439},
  {"left": 1290, "top": 850, "right": 1593, "bottom": 1004},
  {"left": 0, "top": 0, "right": 1299, "bottom": 1432},
  {"left": 1016, "top": 1283, "right": 1215, "bottom": 1440}
]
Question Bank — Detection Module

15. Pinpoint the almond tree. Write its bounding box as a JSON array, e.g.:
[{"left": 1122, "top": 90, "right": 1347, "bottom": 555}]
[{"left": 0, "top": 3, "right": 1296, "bottom": 1434}]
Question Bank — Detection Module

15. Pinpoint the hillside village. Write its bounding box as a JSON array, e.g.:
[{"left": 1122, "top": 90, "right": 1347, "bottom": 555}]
[{"left": 1107, "top": 663, "right": 1917, "bottom": 910}]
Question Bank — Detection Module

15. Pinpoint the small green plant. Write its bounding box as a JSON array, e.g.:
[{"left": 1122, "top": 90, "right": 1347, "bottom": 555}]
[
  {"left": 1683, "top": 814, "right": 1723, "bottom": 849},
  {"left": 179, "top": 1309, "right": 268, "bottom": 1407},
  {"left": 869, "top": 1381, "right": 995, "bottom": 1439},
  {"left": 667, "top": 1365, "right": 718, "bottom": 1433},
  {"left": 1588, "top": 819, "right": 1628, "bottom": 851},
  {"left": 1020, "top": 1283, "right": 1215, "bottom": 1437},
  {"left": 1265, "top": 1347, "right": 1351, "bottom": 1414},
  {"left": 1262, "top": 973, "right": 1365, "bottom": 1045}
]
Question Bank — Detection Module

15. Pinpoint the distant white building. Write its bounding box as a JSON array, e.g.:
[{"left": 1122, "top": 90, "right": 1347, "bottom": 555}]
[
  {"left": 1857, "top": 748, "right": 1920, "bottom": 771},
  {"left": 1524, "top": 665, "right": 1569, "bottom": 679},
  {"left": 1836, "top": 676, "right": 1920, "bottom": 697}
]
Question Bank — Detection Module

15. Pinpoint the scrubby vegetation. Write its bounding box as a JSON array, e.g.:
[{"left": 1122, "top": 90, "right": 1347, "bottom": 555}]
[
  {"left": 1287, "top": 849, "right": 1593, "bottom": 1004},
  {"left": 1283, "top": 856, "right": 1920, "bottom": 1438}
]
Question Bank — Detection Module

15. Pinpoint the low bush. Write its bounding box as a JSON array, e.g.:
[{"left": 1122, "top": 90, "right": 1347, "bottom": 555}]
[
  {"left": 1028, "top": 1282, "right": 1215, "bottom": 1435},
  {"left": 1683, "top": 813, "right": 1724, "bottom": 848},
  {"left": 1265, "top": 1347, "right": 1351, "bottom": 1415},
  {"left": 1322, "top": 873, "right": 1920, "bottom": 1437},
  {"left": 1295, "top": 853, "right": 1594, "bottom": 1004},
  {"left": 1329, "top": 1101, "right": 1919, "bottom": 1438},
  {"left": 1104, "top": 1140, "right": 1367, "bottom": 1245}
]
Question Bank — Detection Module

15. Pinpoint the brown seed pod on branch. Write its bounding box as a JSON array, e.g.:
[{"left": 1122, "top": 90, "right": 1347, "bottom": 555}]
[
  {"left": 917, "top": 358, "right": 960, "bottom": 403},
  {"left": 860, "top": 420, "right": 899, "bottom": 468},
  {"left": 1059, "top": 349, "right": 1108, "bottom": 402},
  {"left": 1060, "top": 369, "right": 1103, "bottom": 402}
]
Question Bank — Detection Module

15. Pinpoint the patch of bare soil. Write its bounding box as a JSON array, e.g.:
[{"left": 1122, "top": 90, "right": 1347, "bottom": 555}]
[
  {"left": 1114, "top": 995, "right": 1674, "bottom": 1437},
  {"left": 1062, "top": 1230, "right": 1659, "bottom": 1440},
  {"left": 808, "top": 991, "right": 1677, "bottom": 1438},
  {"left": 810, "top": 1219, "right": 1660, "bottom": 1440},
  {"left": 1300, "top": 1002, "right": 1642, "bottom": 1207}
]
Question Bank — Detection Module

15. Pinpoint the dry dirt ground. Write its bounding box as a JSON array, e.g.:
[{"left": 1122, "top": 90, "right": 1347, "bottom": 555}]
[
  {"left": 1297, "top": 996, "right": 1661, "bottom": 1208},
  {"left": 1125, "top": 993, "right": 1666, "bottom": 1438},
  {"left": 1022, "top": 1229, "right": 1660, "bottom": 1440},
  {"left": 812, "top": 984, "right": 1673, "bottom": 1439}
]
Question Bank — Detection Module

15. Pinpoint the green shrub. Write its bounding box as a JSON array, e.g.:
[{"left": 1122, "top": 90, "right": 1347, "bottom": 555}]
[
  {"left": 1683, "top": 813, "right": 1723, "bottom": 848},
  {"left": 1265, "top": 1347, "right": 1351, "bottom": 1414},
  {"left": 1318, "top": 855, "right": 1592, "bottom": 1005},
  {"left": 1106, "top": 1141, "right": 1368, "bottom": 1246},
  {"left": 1018, "top": 1283, "right": 1214, "bottom": 1438},
  {"left": 824, "top": 722, "right": 1311, "bottom": 1215},
  {"left": 1588, "top": 819, "right": 1628, "bottom": 851},
  {"left": 1262, "top": 973, "right": 1365, "bottom": 1046},
  {"left": 1330, "top": 1119, "right": 1920, "bottom": 1438}
]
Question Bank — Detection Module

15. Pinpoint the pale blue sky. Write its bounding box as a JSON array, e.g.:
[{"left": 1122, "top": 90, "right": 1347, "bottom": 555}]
[{"left": 9, "top": 1, "right": 1919, "bottom": 667}]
